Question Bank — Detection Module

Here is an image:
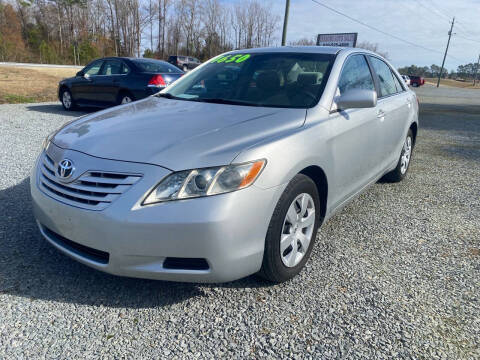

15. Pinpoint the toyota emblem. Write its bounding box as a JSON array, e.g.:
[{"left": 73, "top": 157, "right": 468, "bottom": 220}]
[{"left": 57, "top": 159, "right": 74, "bottom": 179}]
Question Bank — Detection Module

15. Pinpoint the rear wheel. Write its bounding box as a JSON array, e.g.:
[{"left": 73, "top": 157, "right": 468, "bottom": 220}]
[
  {"left": 258, "top": 174, "right": 321, "bottom": 283},
  {"left": 118, "top": 92, "right": 134, "bottom": 105},
  {"left": 61, "top": 89, "right": 76, "bottom": 110},
  {"left": 382, "top": 129, "right": 414, "bottom": 182}
]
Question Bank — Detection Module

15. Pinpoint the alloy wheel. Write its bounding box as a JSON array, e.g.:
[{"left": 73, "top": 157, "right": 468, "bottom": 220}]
[
  {"left": 400, "top": 135, "right": 412, "bottom": 174},
  {"left": 280, "top": 193, "right": 316, "bottom": 268},
  {"left": 62, "top": 91, "right": 72, "bottom": 109},
  {"left": 121, "top": 96, "right": 132, "bottom": 104}
]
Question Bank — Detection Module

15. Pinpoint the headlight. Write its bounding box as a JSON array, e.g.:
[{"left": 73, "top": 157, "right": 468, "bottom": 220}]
[
  {"left": 42, "top": 130, "right": 56, "bottom": 150},
  {"left": 142, "top": 159, "right": 266, "bottom": 205}
]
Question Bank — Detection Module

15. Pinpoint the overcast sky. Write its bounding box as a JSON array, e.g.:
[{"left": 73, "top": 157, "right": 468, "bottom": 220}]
[{"left": 265, "top": 0, "right": 480, "bottom": 70}]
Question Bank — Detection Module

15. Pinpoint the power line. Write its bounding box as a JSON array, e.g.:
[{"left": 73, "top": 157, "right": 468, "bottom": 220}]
[
  {"left": 419, "top": 0, "right": 479, "bottom": 38},
  {"left": 456, "top": 33, "right": 480, "bottom": 44},
  {"left": 309, "top": 0, "right": 467, "bottom": 63},
  {"left": 416, "top": 0, "right": 451, "bottom": 22},
  {"left": 406, "top": 2, "right": 480, "bottom": 45}
]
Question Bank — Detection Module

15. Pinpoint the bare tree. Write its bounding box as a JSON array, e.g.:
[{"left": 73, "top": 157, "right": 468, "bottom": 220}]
[{"left": 357, "top": 41, "right": 389, "bottom": 59}]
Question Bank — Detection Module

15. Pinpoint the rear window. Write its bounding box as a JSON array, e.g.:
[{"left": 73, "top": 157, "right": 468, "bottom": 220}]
[{"left": 133, "top": 60, "right": 182, "bottom": 73}]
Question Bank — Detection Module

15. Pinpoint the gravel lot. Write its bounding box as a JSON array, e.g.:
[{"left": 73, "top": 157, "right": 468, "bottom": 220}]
[{"left": 1, "top": 86, "right": 479, "bottom": 359}]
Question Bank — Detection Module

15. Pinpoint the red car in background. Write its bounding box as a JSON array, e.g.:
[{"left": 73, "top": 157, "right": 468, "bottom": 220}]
[{"left": 409, "top": 75, "right": 425, "bottom": 87}]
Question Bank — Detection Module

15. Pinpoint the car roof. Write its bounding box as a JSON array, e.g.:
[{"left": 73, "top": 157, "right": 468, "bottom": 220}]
[
  {"left": 99, "top": 56, "right": 168, "bottom": 63},
  {"left": 226, "top": 46, "right": 383, "bottom": 58},
  {"left": 227, "top": 46, "right": 342, "bottom": 55}
]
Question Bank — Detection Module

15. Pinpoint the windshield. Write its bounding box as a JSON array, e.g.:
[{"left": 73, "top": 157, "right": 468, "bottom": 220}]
[
  {"left": 133, "top": 59, "right": 182, "bottom": 73},
  {"left": 161, "top": 52, "right": 335, "bottom": 108}
]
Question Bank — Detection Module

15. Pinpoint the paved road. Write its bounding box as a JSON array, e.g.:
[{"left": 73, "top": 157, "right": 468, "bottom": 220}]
[
  {"left": 0, "top": 87, "right": 479, "bottom": 359},
  {"left": 0, "top": 62, "right": 82, "bottom": 69}
]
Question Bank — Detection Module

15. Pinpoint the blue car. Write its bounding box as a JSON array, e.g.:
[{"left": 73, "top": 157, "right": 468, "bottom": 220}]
[{"left": 58, "top": 57, "right": 184, "bottom": 110}]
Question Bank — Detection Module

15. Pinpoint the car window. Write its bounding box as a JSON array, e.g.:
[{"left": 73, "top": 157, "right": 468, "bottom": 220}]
[
  {"left": 132, "top": 59, "right": 182, "bottom": 73},
  {"left": 369, "top": 57, "right": 397, "bottom": 97},
  {"left": 337, "top": 55, "right": 375, "bottom": 95},
  {"left": 84, "top": 60, "right": 103, "bottom": 76},
  {"left": 391, "top": 71, "right": 405, "bottom": 92},
  {"left": 100, "top": 60, "right": 127, "bottom": 75},
  {"left": 163, "top": 52, "right": 335, "bottom": 108},
  {"left": 188, "top": 57, "right": 194, "bottom": 62}
]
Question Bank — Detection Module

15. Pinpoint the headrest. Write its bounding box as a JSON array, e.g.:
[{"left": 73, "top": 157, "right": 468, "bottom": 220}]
[
  {"left": 256, "top": 71, "right": 281, "bottom": 92},
  {"left": 297, "top": 72, "right": 322, "bottom": 86}
]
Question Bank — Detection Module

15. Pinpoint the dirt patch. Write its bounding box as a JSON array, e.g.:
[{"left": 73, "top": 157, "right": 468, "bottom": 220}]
[{"left": 0, "top": 66, "right": 77, "bottom": 104}]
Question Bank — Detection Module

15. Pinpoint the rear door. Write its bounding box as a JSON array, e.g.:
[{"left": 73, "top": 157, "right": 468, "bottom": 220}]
[
  {"left": 368, "top": 56, "right": 412, "bottom": 168},
  {"left": 97, "top": 59, "right": 130, "bottom": 104},
  {"left": 328, "top": 54, "right": 383, "bottom": 205}
]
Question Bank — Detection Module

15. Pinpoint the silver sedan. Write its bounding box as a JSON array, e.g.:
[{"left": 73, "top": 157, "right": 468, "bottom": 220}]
[{"left": 31, "top": 46, "right": 418, "bottom": 283}]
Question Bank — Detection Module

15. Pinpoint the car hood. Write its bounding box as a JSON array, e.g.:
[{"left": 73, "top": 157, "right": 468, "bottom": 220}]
[{"left": 52, "top": 97, "right": 306, "bottom": 170}]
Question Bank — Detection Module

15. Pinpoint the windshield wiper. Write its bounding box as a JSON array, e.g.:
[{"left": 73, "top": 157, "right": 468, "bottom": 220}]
[
  {"left": 194, "top": 98, "right": 260, "bottom": 106},
  {"left": 156, "top": 93, "right": 177, "bottom": 99}
]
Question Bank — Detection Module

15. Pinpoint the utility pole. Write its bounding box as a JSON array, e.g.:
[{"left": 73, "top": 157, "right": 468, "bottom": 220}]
[
  {"left": 437, "top": 17, "right": 455, "bottom": 88},
  {"left": 473, "top": 53, "right": 480, "bottom": 87},
  {"left": 281, "top": 0, "right": 291, "bottom": 46}
]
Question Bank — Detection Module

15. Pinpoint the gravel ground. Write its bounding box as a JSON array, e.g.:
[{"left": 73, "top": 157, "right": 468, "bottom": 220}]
[{"left": 1, "top": 87, "right": 479, "bottom": 359}]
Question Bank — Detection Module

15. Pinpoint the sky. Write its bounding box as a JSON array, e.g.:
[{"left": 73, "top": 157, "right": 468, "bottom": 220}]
[{"left": 265, "top": 0, "right": 480, "bottom": 70}]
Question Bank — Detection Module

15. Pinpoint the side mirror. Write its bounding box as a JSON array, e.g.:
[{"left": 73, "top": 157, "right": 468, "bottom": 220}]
[
  {"left": 76, "top": 71, "right": 84, "bottom": 77},
  {"left": 84, "top": 73, "right": 91, "bottom": 80},
  {"left": 336, "top": 89, "right": 377, "bottom": 110}
]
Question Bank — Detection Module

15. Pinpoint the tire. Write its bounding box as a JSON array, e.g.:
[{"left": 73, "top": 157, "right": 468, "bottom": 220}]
[
  {"left": 60, "top": 89, "right": 76, "bottom": 110},
  {"left": 118, "top": 92, "right": 134, "bottom": 105},
  {"left": 183, "top": 65, "right": 188, "bottom": 72},
  {"left": 382, "top": 129, "right": 414, "bottom": 183},
  {"left": 258, "top": 174, "right": 321, "bottom": 283}
]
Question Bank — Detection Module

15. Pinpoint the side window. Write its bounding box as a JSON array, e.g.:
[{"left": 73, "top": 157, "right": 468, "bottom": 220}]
[
  {"left": 188, "top": 57, "right": 194, "bottom": 62},
  {"left": 100, "top": 60, "right": 124, "bottom": 75},
  {"left": 84, "top": 60, "right": 103, "bottom": 76},
  {"left": 391, "top": 71, "right": 404, "bottom": 92},
  {"left": 338, "top": 55, "right": 375, "bottom": 95},
  {"left": 369, "top": 57, "right": 397, "bottom": 97}
]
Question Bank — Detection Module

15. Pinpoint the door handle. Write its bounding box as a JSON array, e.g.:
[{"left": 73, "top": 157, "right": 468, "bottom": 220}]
[{"left": 377, "top": 110, "right": 385, "bottom": 120}]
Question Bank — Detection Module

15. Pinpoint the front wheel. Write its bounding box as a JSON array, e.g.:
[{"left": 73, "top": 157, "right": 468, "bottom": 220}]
[
  {"left": 258, "top": 174, "right": 321, "bottom": 283},
  {"left": 382, "top": 129, "right": 414, "bottom": 182},
  {"left": 183, "top": 65, "right": 188, "bottom": 72},
  {"left": 61, "top": 89, "right": 76, "bottom": 110}
]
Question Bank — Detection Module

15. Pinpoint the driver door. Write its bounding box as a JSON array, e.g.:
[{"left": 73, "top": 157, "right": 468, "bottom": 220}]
[{"left": 328, "top": 54, "right": 383, "bottom": 208}]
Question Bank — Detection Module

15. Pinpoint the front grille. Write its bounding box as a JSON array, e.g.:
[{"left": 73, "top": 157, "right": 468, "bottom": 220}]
[
  {"left": 43, "top": 225, "right": 109, "bottom": 264},
  {"left": 39, "top": 153, "right": 142, "bottom": 210}
]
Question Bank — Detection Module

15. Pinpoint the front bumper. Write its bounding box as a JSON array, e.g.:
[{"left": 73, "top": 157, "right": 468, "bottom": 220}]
[{"left": 31, "top": 145, "right": 284, "bottom": 283}]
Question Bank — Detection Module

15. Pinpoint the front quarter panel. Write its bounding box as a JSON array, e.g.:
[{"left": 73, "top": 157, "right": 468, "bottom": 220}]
[{"left": 234, "top": 107, "right": 333, "bottom": 193}]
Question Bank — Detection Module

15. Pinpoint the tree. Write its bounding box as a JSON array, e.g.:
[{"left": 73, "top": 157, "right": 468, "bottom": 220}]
[
  {"left": 289, "top": 37, "right": 316, "bottom": 46},
  {"left": 357, "top": 41, "right": 388, "bottom": 59}
]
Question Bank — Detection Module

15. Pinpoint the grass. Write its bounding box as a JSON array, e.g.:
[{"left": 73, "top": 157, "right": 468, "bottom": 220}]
[
  {"left": 0, "top": 65, "right": 78, "bottom": 104},
  {"left": 425, "top": 77, "right": 480, "bottom": 89}
]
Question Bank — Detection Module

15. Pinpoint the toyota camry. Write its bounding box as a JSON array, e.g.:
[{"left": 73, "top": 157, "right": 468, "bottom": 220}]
[{"left": 31, "top": 46, "right": 418, "bottom": 283}]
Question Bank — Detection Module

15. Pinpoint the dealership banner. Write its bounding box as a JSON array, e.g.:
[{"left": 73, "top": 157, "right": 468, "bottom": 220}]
[{"left": 316, "top": 33, "right": 358, "bottom": 47}]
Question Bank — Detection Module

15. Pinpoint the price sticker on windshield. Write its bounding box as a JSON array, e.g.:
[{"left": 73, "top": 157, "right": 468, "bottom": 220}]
[{"left": 210, "top": 54, "right": 251, "bottom": 64}]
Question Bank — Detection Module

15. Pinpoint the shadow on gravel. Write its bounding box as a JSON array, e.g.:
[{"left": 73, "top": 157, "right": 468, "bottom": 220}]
[
  {"left": 0, "top": 178, "right": 270, "bottom": 309},
  {"left": 26, "top": 104, "right": 96, "bottom": 117}
]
